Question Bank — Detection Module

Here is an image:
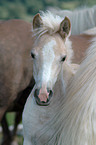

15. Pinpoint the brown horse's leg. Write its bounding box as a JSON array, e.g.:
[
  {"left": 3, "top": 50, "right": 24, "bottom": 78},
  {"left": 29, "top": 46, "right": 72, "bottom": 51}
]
[
  {"left": 0, "top": 107, "right": 8, "bottom": 122},
  {"left": 1, "top": 114, "right": 12, "bottom": 145},
  {"left": 12, "top": 111, "right": 22, "bottom": 137},
  {"left": 12, "top": 84, "right": 35, "bottom": 137}
]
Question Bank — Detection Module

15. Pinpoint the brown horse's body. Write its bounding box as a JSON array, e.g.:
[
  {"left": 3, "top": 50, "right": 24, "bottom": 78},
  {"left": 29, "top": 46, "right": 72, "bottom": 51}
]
[
  {"left": 70, "top": 34, "right": 94, "bottom": 64},
  {"left": 0, "top": 20, "right": 35, "bottom": 145},
  {"left": 0, "top": 18, "right": 95, "bottom": 145},
  {"left": 0, "top": 20, "right": 34, "bottom": 114}
]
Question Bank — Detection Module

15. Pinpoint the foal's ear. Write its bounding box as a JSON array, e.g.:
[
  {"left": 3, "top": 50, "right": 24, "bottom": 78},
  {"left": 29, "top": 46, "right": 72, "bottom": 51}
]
[
  {"left": 59, "top": 17, "right": 71, "bottom": 39},
  {"left": 33, "top": 13, "right": 43, "bottom": 29}
]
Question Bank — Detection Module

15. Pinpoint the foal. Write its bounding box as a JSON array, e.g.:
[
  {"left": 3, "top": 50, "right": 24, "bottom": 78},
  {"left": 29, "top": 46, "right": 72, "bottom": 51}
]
[{"left": 22, "top": 12, "right": 78, "bottom": 145}]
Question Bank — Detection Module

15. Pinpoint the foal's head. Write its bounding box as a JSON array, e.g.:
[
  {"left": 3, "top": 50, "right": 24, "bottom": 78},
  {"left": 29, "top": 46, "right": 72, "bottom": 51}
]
[{"left": 31, "top": 12, "right": 71, "bottom": 106}]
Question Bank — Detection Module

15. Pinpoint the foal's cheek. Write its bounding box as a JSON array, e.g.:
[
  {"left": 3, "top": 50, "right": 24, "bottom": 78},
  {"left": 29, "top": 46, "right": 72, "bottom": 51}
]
[
  {"left": 50, "top": 68, "right": 60, "bottom": 85},
  {"left": 53, "top": 63, "right": 61, "bottom": 76},
  {"left": 33, "top": 64, "right": 38, "bottom": 81}
]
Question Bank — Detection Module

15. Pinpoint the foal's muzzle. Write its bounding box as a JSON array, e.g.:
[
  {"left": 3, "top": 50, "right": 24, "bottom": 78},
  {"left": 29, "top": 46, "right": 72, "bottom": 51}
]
[{"left": 34, "top": 88, "right": 53, "bottom": 106}]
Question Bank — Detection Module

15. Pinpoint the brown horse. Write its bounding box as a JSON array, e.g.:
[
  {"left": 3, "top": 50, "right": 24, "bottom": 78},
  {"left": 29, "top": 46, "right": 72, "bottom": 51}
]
[{"left": 0, "top": 20, "right": 35, "bottom": 145}]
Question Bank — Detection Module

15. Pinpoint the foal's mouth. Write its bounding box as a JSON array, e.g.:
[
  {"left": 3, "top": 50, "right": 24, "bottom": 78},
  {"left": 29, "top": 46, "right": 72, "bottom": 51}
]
[
  {"left": 35, "top": 97, "right": 50, "bottom": 106},
  {"left": 34, "top": 88, "right": 53, "bottom": 106}
]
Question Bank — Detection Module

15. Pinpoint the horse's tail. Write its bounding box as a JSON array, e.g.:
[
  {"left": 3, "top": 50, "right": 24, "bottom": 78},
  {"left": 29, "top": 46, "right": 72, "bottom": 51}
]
[{"left": 36, "top": 37, "right": 96, "bottom": 145}]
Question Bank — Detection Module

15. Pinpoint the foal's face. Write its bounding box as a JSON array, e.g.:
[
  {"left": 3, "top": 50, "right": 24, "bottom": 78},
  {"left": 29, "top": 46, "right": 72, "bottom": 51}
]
[
  {"left": 31, "top": 34, "right": 67, "bottom": 105},
  {"left": 31, "top": 13, "right": 71, "bottom": 105}
]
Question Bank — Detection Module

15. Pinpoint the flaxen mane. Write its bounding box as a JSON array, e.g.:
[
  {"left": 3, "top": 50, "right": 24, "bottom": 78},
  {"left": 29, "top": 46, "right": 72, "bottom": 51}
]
[{"left": 32, "top": 11, "right": 64, "bottom": 37}]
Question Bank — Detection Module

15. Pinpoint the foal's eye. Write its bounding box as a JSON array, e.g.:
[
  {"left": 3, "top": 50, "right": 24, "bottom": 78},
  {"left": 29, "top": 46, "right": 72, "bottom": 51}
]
[
  {"left": 61, "top": 55, "right": 67, "bottom": 62},
  {"left": 31, "top": 52, "right": 35, "bottom": 59}
]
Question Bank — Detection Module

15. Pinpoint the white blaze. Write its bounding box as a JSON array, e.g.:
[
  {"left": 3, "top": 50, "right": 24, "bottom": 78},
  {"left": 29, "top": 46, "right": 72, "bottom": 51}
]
[{"left": 42, "top": 40, "right": 56, "bottom": 83}]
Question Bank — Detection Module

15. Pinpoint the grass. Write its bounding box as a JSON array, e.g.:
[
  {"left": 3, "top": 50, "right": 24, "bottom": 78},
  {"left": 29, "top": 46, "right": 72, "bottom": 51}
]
[
  {"left": 6, "top": 113, "right": 15, "bottom": 126},
  {"left": 60, "top": 1, "right": 80, "bottom": 10}
]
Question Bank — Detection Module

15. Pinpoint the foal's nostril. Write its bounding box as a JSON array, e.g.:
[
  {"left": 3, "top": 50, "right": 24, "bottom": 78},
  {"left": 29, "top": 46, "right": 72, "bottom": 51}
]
[{"left": 47, "top": 89, "right": 53, "bottom": 98}]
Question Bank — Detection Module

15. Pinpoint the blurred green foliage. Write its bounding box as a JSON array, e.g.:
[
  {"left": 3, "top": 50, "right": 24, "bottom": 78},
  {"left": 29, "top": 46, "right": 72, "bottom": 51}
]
[{"left": 0, "top": 0, "right": 96, "bottom": 21}]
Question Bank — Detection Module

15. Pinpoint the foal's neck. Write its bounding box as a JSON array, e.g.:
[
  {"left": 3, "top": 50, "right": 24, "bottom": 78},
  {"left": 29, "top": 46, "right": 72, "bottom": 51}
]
[
  {"left": 52, "top": 62, "right": 74, "bottom": 105},
  {"left": 61, "top": 63, "right": 74, "bottom": 92}
]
